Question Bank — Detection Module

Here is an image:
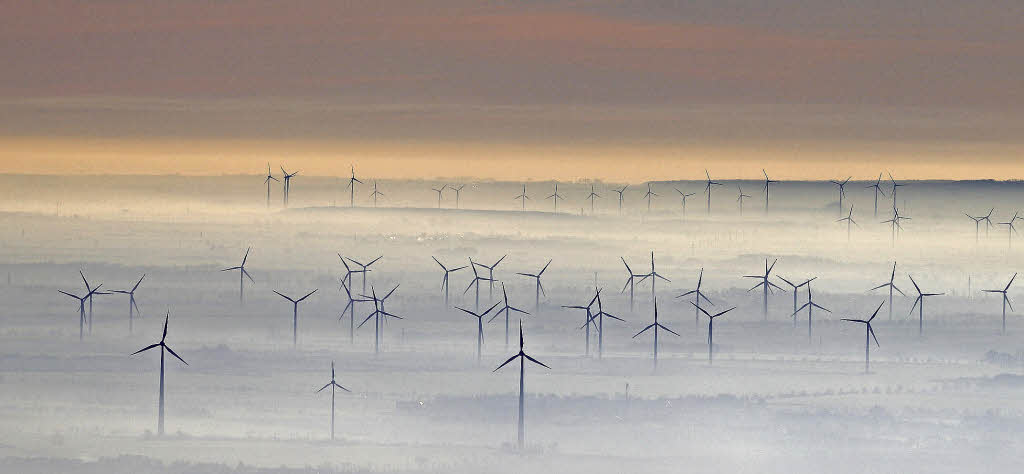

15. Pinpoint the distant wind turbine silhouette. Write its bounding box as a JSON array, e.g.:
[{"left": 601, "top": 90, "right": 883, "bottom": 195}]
[
  {"left": 888, "top": 172, "right": 904, "bottom": 207},
  {"left": 451, "top": 184, "right": 466, "bottom": 209},
  {"left": 866, "top": 173, "right": 886, "bottom": 218},
  {"left": 514, "top": 185, "right": 530, "bottom": 211},
  {"left": 338, "top": 280, "right": 370, "bottom": 344},
  {"left": 494, "top": 322, "right": 549, "bottom": 450},
  {"left": 643, "top": 183, "right": 657, "bottom": 212},
  {"left": 703, "top": 170, "right": 723, "bottom": 215},
  {"left": 346, "top": 255, "right": 382, "bottom": 294},
  {"left": 516, "top": 259, "right": 551, "bottom": 313},
  {"left": 488, "top": 282, "right": 529, "bottom": 350},
  {"left": 841, "top": 302, "right": 883, "bottom": 374},
  {"left": 131, "top": 311, "right": 187, "bottom": 437},
  {"left": 110, "top": 274, "right": 145, "bottom": 334},
  {"left": 632, "top": 299, "right": 679, "bottom": 369},
  {"left": 457, "top": 301, "right": 501, "bottom": 363},
  {"left": 675, "top": 188, "right": 695, "bottom": 218},
  {"left": 983, "top": 273, "right": 1016, "bottom": 335},
  {"left": 432, "top": 256, "right": 467, "bottom": 307},
  {"left": 636, "top": 251, "right": 670, "bottom": 307},
  {"left": 870, "top": 262, "right": 905, "bottom": 321},
  {"left": 281, "top": 166, "right": 298, "bottom": 207},
  {"left": 58, "top": 284, "right": 102, "bottom": 340},
  {"left": 582, "top": 289, "right": 624, "bottom": 359},
  {"left": 547, "top": 183, "right": 564, "bottom": 213},
  {"left": 998, "top": 211, "right": 1019, "bottom": 248},
  {"left": 586, "top": 184, "right": 601, "bottom": 214},
  {"left": 677, "top": 268, "right": 715, "bottom": 331},
  {"left": 965, "top": 210, "right": 989, "bottom": 243},
  {"left": 612, "top": 185, "right": 627, "bottom": 214},
  {"left": 563, "top": 291, "right": 600, "bottom": 356},
  {"left": 777, "top": 276, "right": 815, "bottom": 327},
  {"left": 316, "top": 361, "right": 350, "bottom": 441},
  {"left": 736, "top": 186, "right": 751, "bottom": 215},
  {"left": 346, "top": 165, "right": 363, "bottom": 207},
  {"left": 474, "top": 255, "right": 506, "bottom": 301},
  {"left": 358, "top": 285, "right": 402, "bottom": 355},
  {"left": 744, "top": 259, "right": 782, "bottom": 320},
  {"left": 907, "top": 275, "right": 943, "bottom": 336},
  {"left": 830, "top": 177, "right": 851, "bottom": 216},
  {"left": 274, "top": 289, "right": 318, "bottom": 346},
  {"left": 620, "top": 257, "right": 643, "bottom": 311},
  {"left": 369, "top": 181, "right": 384, "bottom": 207},
  {"left": 692, "top": 303, "right": 736, "bottom": 365},
  {"left": 264, "top": 164, "right": 279, "bottom": 208},
  {"left": 792, "top": 284, "right": 830, "bottom": 342},
  {"left": 222, "top": 247, "right": 254, "bottom": 304},
  {"left": 465, "top": 258, "right": 494, "bottom": 312},
  {"left": 836, "top": 206, "right": 859, "bottom": 241},
  {"left": 432, "top": 184, "right": 447, "bottom": 209},
  {"left": 79, "top": 270, "right": 103, "bottom": 334},
  {"left": 762, "top": 169, "right": 779, "bottom": 211}
]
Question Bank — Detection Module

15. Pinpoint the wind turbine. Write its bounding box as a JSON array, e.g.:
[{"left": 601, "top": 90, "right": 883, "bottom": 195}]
[
  {"left": 830, "top": 177, "right": 851, "bottom": 216},
  {"left": 736, "top": 186, "right": 751, "bottom": 215},
  {"left": 338, "top": 280, "right": 370, "bottom": 344},
  {"left": 432, "top": 184, "right": 447, "bottom": 209},
  {"left": 273, "top": 289, "right": 318, "bottom": 346},
  {"left": 58, "top": 284, "right": 102, "bottom": 340},
  {"left": 110, "top": 274, "right": 145, "bottom": 334},
  {"left": 888, "top": 172, "right": 904, "bottom": 208},
  {"left": 620, "top": 257, "right": 643, "bottom": 311},
  {"left": 703, "top": 170, "right": 723, "bottom": 215},
  {"left": 346, "top": 165, "right": 362, "bottom": 207},
  {"left": 632, "top": 299, "right": 679, "bottom": 369},
  {"left": 488, "top": 282, "right": 529, "bottom": 350},
  {"left": 221, "top": 247, "right": 254, "bottom": 304},
  {"left": 998, "top": 211, "right": 1019, "bottom": 248},
  {"left": 866, "top": 173, "right": 886, "bottom": 218},
  {"left": 369, "top": 181, "right": 384, "bottom": 207},
  {"left": 636, "top": 251, "right": 670, "bottom": 307},
  {"left": 432, "top": 256, "right": 467, "bottom": 307},
  {"left": 983, "top": 273, "right": 1016, "bottom": 335},
  {"left": 612, "top": 185, "right": 627, "bottom": 214},
  {"left": 841, "top": 302, "right": 883, "bottom": 374},
  {"left": 79, "top": 270, "right": 103, "bottom": 334},
  {"left": 793, "top": 284, "right": 830, "bottom": 342},
  {"left": 762, "top": 169, "right": 779, "bottom": 211},
  {"left": 675, "top": 188, "right": 696, "bottom": 218},
  {"left": 965, "top": 212, "right": 985, "bottom": 243},
  {"left": 316, "top": 361, "right": 350, "bottom": 440},
  {"left": 582, "top": 289, "right": 624, "bottom": 359},
  {"left": 677, "top": 268, "right": 715, "bottom": 331},
  {"left": 494, "top": 322, "right": 549, "bottom": 450},
  {"left": 280, "top": 166, "right": 298, "bottom": 207},
  {"left": 451, "top": 184, "right": 466, "bottom": 209},
  {"left": 563, "top": 291, "right": 600, "bottom": 356},
  {"left": 586, "top": 184, "right": 601, "bottom": 214},
  {"left": 546, "top": 183, "right": 564, "bottom": 213},
  {"left": 131, "top": 311, "right": 187, "bottom": 436},
  {"left": 907, "top": 275, "right": 943, "bottom": 336},
  {"left": 264, "top": 164, "right": 279, "bottom": 208},
  {"left": 473, "top": 255, "right": 507, "bottom": 300},
  {"left": 464, "top": 258, "right": 494, "bottom": 312},
  {"left": 744, "top": 259, "right": 782, "bottom": 320},
  {"left": 777, "top": 276, "right": 815, "bottom": 327},
  {"left": 457, "top": 302, "right": 501, "bottom": 363},
  {"left": 692, "top": 303, "right": 736, "bottom": 365},
  {"left": 345, "top": 255, "right": 382, "bottom": 294},
  {"left": 836, "top": 205, "right": 859, "bottom": 241},
  {"left": 981, "top": 208, "right": 995, "bottom": 237},
  {"left": 514, "top": 185, "right": 530, "bottom": 211},
  {"left": 516, "top": 259, "right": 551, "bottom": 313},
  {"left": 358, "top": 285, "right": 402, "bottom": 355},
  {"left": 870, "top": 262, "right": 905, "bottom": 321},
  {"left": 643, "top": 183, "right": 657, "bottom": 212}
]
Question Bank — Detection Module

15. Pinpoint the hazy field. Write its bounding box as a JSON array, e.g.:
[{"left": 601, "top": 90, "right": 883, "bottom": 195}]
[{"left": 1, "top": 174, "right": 1023, "bottom": 473}]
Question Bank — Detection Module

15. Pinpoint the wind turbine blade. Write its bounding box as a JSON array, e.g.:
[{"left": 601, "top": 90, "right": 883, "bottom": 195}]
[
  {"left": 297, "top": 289, "right": 318, "bottom": 302},
  {"left": 334, "top": 382, "right": 351, "bottom": 392},
  {"left": 131, "top": 343, "right": 160, "bottom": 355},
  {"left": 868, "top": 325, "right": 880, "bottom": 347},
  {"left": 132, "top": 274, "right": 146, "bottom": 292},
  {"left": 242, "top": 268, "right": 255, "bottom": 283},
  {"left": 632, "top": 323, "right": 656, "bottom": 338},
  {"left": 657, "top": 324, "right": 682, "bottom": 337},
  {"left": 273, "top": 290, "right": 294, "bottom": 302},
  {"left": 689, "top": 301, "right": 712, "bottom": 317},
  {"left": 164, "top": 345, "right": 188, "bottom": 365},
  {"left": 493, "top": 354, "right": 520, "bottom": 372},
  {"left": 1007, "top": 273, "right": 1018, "bottom": 291},
  {"left": 523, "top": 354, "right": 550, "bottom": 369},
  {"left": 317, "top": 382, "right": 332, "bottom": 393},
  {"left": 357, "top": 312, "right": 376, "bottom": 328}
]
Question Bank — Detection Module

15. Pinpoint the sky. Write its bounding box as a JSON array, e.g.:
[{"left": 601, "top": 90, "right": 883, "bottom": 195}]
[{"left": 1, "top": 0, "right": 1022, "bottom": 181}]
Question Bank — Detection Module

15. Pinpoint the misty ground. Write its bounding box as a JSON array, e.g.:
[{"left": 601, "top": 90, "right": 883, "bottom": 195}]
[{"left": 1, "top": 174, "right": 1023, "bottom": 473}]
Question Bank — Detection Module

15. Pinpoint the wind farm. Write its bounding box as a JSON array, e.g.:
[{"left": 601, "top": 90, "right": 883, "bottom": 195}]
[{"left": 5, "top": 2, "right": 1024, "bottom": 472}]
